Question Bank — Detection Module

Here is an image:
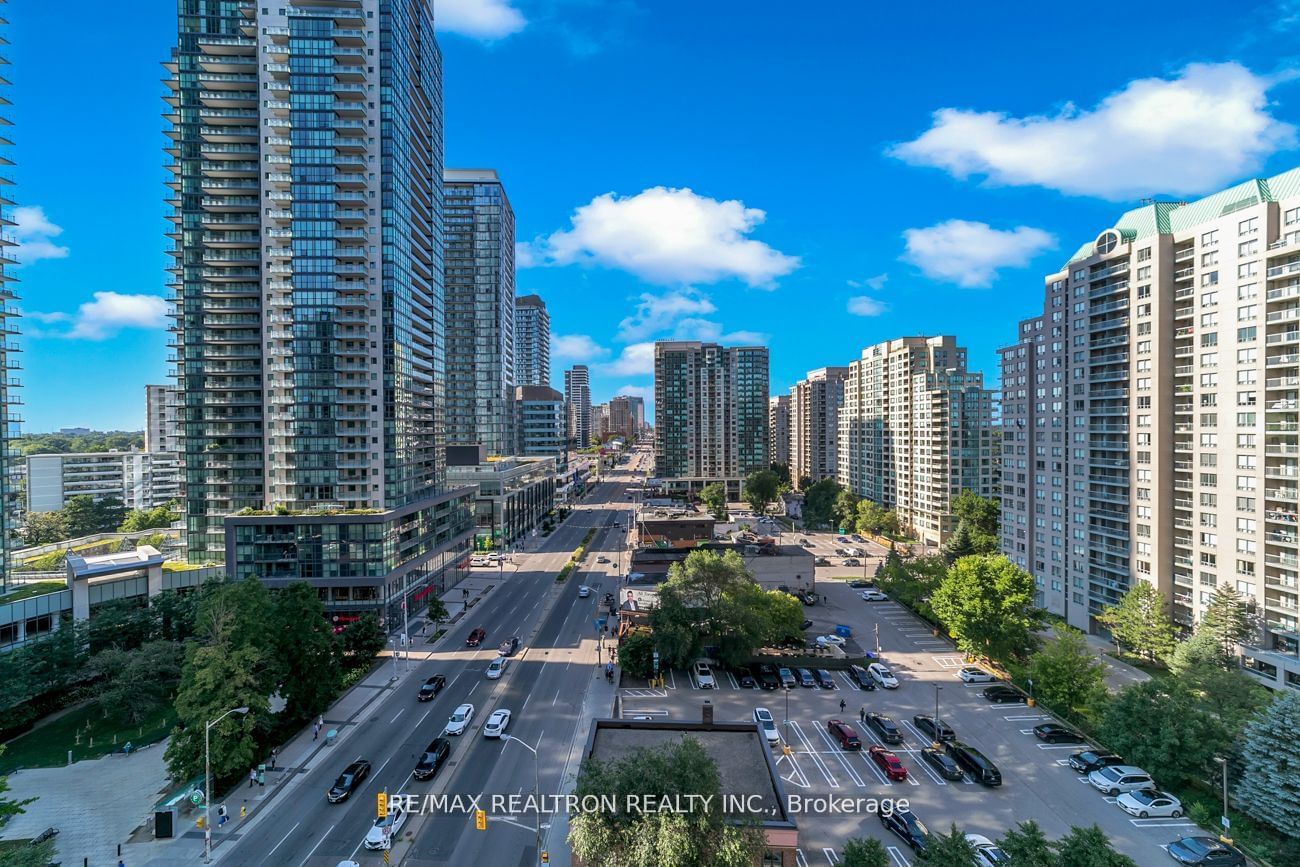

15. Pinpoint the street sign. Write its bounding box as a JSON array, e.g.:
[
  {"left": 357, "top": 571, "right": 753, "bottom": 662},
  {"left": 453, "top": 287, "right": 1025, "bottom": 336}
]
[
  {"left": 1221, "top": 816, "right": 1231, "bottom": 830},
  {"left": 475, "top": 809, "right": 487, "bottom": 831},
  {"left": 190, "top": 789, "right": 204, "bottom": 806},
  {"left": 377, "top": 791, "right": 388, "bottom": 818}
]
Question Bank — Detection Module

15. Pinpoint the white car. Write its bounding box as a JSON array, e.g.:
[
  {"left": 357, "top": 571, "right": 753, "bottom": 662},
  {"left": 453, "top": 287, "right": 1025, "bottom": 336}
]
[
  {"left": 445, "top": 703, "right": 475, "bottom": 736},
  {"left": 868, "top": 662, "right": 899, "bottom": 689},
  {"left": 753, "top": 707, "right": 780, "bottom": 744},
  {"left": 485, "top": 656, "right": 508, "bottom": 679},
  {"left": 1088, "top": 765, "right": 1156, "bottom": 796},
  {"left": 470, "top": 556, "right": 488, "bottom": 567},
  {"left": 965, "top": 834, "right": 1010, "bottom": 866},
  {"left": 861, "top": 589, "right": 888, "bottom": 602},
  {"left": 363, "top": 806, "right": 408, "bottom": 850},
  {"left": 816, "top": 634, "right": 846, "bottom": 647},
  {"left": 693, "top": 661, "right": 716, "bottom": 689},
  {"left": 1116, "top": 789, "right": 1183, "bottom": 818},
  {"left": 483, "top": 709, "right": 512, "bottom": 738},
  {"left": 597, "top": 556, "right": 610, "bottom": 564},
  {"left": 957, "top": 666, "right": 997, "bottom": 683},
  {"left": 578, "top": 585, "right": 592, "bottom": 598}
]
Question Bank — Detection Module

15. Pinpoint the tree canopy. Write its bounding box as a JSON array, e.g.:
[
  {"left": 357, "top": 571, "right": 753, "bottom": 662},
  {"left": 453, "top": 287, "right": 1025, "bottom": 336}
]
[
  {"left": 1098, "top": 680, "right": 1228, "bottom": 788},
  {"left": 1236, "top": 689, "right": 1300, "bottom": 839},
  {"left": 1197, "top": 584, "right": 1253, "bottom": 661},
  {"left": 799, "top": 477, "right": 841, "bottom": 529},
  {"left": 743, "top": 469, "right": 780, "bottom": 515},
  {"left": 1024, "top": 624, "right": 1108, "bottom": 718},
  {"left": 1094, "top": 582, "right": 1176, "bottom": 663},
  {"left": 699, "top": 483, "right": 728, "bottom": 522},
  {"left": 930, "top": 554, "right": 1041, "bottom": 662},
  {"left": 951, "top": 490, "right": 999, "bottom": 553}
]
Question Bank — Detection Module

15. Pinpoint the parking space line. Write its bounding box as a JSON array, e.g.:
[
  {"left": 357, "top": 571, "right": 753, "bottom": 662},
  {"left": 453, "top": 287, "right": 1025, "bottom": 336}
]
[
  {"left": 812, "top": 726, "right": 868, "bottom": 788},
  {"left": 887, "top": 845, "right": 913, "bottom": 867},
  {"left": 837, "top": 671, "right": 861, "bottom": 691},
  {"left": 795, "top": 848, "right": 811, "bottom": 867},
  {"left": 774, "top": 751, "right": 812, "bottom": 790},
  {"left": 898, "top": 723, "right": 948, "bottom": 786},
  {"left": 724, "top": 670, "right": 739, "bottom": 689},
  {"left": 1037, "top": 743, "right": 1081, "bottom": 750},
  {"left": 822, "top": 847, "right": 840, "bottom": 864},
  {"left": 788, "top": 721, "right": 841, "bottom": 787},
  {"left": 1132, "top": 818, "right": 1197, "bottom": 828}
]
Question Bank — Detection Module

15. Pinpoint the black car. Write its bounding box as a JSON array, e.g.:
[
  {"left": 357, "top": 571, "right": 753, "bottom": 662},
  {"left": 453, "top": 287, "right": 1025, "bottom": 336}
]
[
  {"left": 413, "top": 738, "right": 451, "bottom": 781},
  {"left": 864, "top": 712, "right": 903, "bottom": 744},
  {"left": 752, "top": 663, "right": 780, "bottom": 690},
  {"left": 466, "top": 626, "right": 486, "bottom": 647},
  {"left": 417, "top": 674, "right": 446, "bottom": 702},
  {"left": 879, "top": 808, "right": 930, "bottom": 852},
  {"left": 846, "top": 664, "right": 877, "bottom": 690},
  {"left": 326, "top": 759, "right": 371, "bottom": 803},
  {"left": 920, "top": 747, "right": 964, "bottom": 781},
  {"left": 814, "top": 557, "right": 830, "bottom": 566},
  {"left": 982, "top": 684, "right": 1027, "bottom": 704},
  {"left": 734, "top": 667, "right": 758, "bottom": 689},
  {"left": 800, "top": 619, "right": 814, "bottom": 631},
  {"left": 814, "top": 669, "right": 837, "bottom": 689},
  {"left": 1067, "top": 750, "right": 1124, "bottom": 774},
  {"left": 944, "top": 741, "right": 1002, "bottom": 786},
  {"left": 1166, "top": 836, "right": 1247, "bottom": 866},
  {"left": 497, "top": 636, "right": 520, "bottom": 657},
  {"left": 849, "top": 580, "right": 874, "bottom": 588},
  {"left": 1034, "top": 722, "right": 1085, "bottom": 744},
  {"left": 912, "top": 714, "right": 955, "bottom": 742}
]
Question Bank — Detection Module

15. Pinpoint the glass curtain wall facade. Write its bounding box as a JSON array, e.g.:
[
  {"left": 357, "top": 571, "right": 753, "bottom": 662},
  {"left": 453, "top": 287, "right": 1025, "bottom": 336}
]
[
  {"left": 514, "top": 293, "right": 550, "bottom": 387},
  {"left": 0, "top": 2, "right": 19, "bottom": 591}
]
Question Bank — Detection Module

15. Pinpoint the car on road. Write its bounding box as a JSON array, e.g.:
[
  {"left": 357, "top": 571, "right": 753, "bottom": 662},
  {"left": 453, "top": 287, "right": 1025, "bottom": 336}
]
[
  {"left": 413, "top": 738, "right": 451, "bottom": 781},
  {"left": 777, "top": 667, "right": 797, "bottom": 688},
  {"left": 1068, "top": 750, "right": 1125, "bottom": 774},
  {"left": 849, "top": 580, "right": 873, "bottom": 588},
  {"left": 1088, "top": 765, "right": 1155, "bottom": 796},
  {"left": 485, "top": 656, "right": 509, "bottom": 679},
  {"left": 1166, "top": 836, "right": 1246, "bottom": 866},
  {"left": 842, "top": 558, "right": 861, "bottom": 567},
  {"left": 797, "top": 668, "right": 816, "bottom": 688},
  {"left": 879, "top": 808, "right": 930, "bottom": 853},
  {"left": 827, "top": 719, "right": 861, "bottom": 750},
  {"left": 800, "top": 619, "right": 813, "bottom": 631},
  {"left": 417, "top": 674, "right": 446, "bottom": 701},
  {"left": 482, "top": 708, "right": 512, "bottom": 738},
  {"left": 752, "top": 664, "right": 780, "bottom": 690},
  {"left": 965, "top": 834, "right": 1010, "bottom": 866},
  {"left": 694, "top": 660, "right": 716, "bottom": 689},
  {"left": 944, "top": 741, "right": 1002, "bottom": 786},
  {"left": 847, "top": 664, "right": 877, "bottom": 690},
  {"left": 981, "top": 684, "right": 1027, "bottom": 704},
  {"left": 470, "top": 555, "right": 488, "bottom": 567},
  {"left": 498, "top": 636, "right": 520, "bottom": 657},
  {"left": 836, "top": 536, "right": 851, "bottom": 543},
  {"left": 364, "top": 804, "right": 408, "bottom": 850},
  {"left": 465, "top": 627, "right": 486, "bottom": 647},
  {"left": 868, "top": 745, "right": 908, "bottom": 780},
  {"left": 753, "top": 707, "right": 780, "bottom": 744},
  {"left": 814, "top": 669, "right": 837, "bottom": 689},
  {"left": 597, "top": 555, "right": 609, "bottom": 563},
  {"left": 814, "top": 557, "right": 831, "bottom": 566},
  {"left": 799, "top": 538, "right": 813, "bottom": 546},
  {"left": 1116, "top": 789, "right": 1183, "bottom": 818},
  {"left": 958, "top": 666, "right": 998, "bottom": 683},
  {"left": 578, "top": 585, "right": 592, "bottom": 598},
  {"left": 863, "top": 711, "right": 903, "bottom": 744},
  {"left": 326, "top": 759, "right": 371, "bottom": 803},
  {"left": 851, "top": 534, "right": 865, "bottom": 542},
  {"left": 816, "top": 634, "right": 846, "bottom": 647},
  {"left": 445, "top": 703, "right": 475, "bottom": 736},
  {"left": 912, "top": 714, "right": 955, "bottom": 742},
  {"left": 1033, "top": 722, "right": 1085, "bottom": 744},
  {"left": 868, "top": 662, "right": 898, "bottom": 689},
  {"left": 860, "top": 589, "right": 888, "bottom": 602},
  {"left": 920, "top": 747, "right": 964, "bottom": 781}
]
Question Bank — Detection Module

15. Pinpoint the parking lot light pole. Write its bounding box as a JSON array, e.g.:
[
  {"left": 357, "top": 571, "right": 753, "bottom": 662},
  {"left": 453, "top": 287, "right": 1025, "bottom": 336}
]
[
  {"left": 204, "top": 705, "right": 249, "bottom": 864},
  {"left": 932, "top": 685, "right": 943, "bottom": 749},
  {"left": 503, "top": 734, "right": 544, "bottom": 863},
  {"left": 782, "top": 686, "right": 792, "bottom": 755},
  {"left": 1215, "top": 756, "right": 1233, "bottom": 845}
]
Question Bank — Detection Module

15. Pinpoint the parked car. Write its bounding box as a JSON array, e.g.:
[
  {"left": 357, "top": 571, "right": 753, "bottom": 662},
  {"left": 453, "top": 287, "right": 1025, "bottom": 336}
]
[
  {"left": 412, "top": 738, "right": 451, "bottom": 781},
  {"left": 694, "top": 661, "right": 716, "bottom": 689},
  {"left": 864, "top": 712, "right": 903, "bottom": 744},
  {"left": 944, "top": 741, "right": 1002, "bottom": 786},
  {"left": 847, "top": 664, "right": 877, "bottom": 690},
  {"left": 879, "top": 808, "right": 930, "bottom": 853},
  {"left": 1116, "top": 789, "right": 1183, "bottom": 818},
  {"left": 734, "top": 667, "right": 758, "bottom": 689},
  {"left": 861, "top": 589, "right": 888, "bottom": 602},
  {"left": 799, "top": 619, "right": 814, "bottom": 631},
  {"left": 836, "top": 536, "right": 851, "bottom": 543},
  {"left": 868, "top": 662, "right": 899, "bottom": 689},
  {"left": 485, "top": 656, "right": 509, "bottom": 680},
  {"left": 482, "top": 708, "right": 512, "bottom": 738},
  {"left": 797, "top": 668, "right": 816, "bottom": 688},
  {"left": 1166, "top": 836, "right": 1246, "bottom": 866},
  {"left": 498, "top": 636, "right": 520, "bottom": 657},
  {"left": 753, "top": 707, "right": 780, "bottom": 744},
  {"left": 958, "top": 666, "right": 998, "bottom": 683},
  {"left": 1088, "top": 765, "right": 1155, "bottom": 796},
  {"left": 868, "top": 745, "right": 908, "bottom": 781},
  {"left": 981, "top": 684, "right": 1026, "bottom": 704},
  {"left": 920, "top": 747, "right": 964, "bottom": 781},
  {"left": 326, "top": 759, "right": 371, "bottom": 803},
  {"left": 445, "top": 703, "right": 475, "bottom": 736},
  {"left": 777, "top": 667, "right": 797, "bottom": 688},
  {"left": 816, "top": 634, "right": 846, "bottom": 647},
  {"left": 470, "top": 555, "right": 488, "bottom": 567},
  {"left": 851, "top": 534, "right": 865, "bottom": 543},
  {"left": 465, "top": 627, "right": 486, "bottom": 647},
  {"left": 814, "top": 557, "right": 831, "bottom": 566},
  {"left": 849, "top": 580, "right": 873, "bottom": 588},
  {"left": 799, "top": 538, "right": 813, "bottom": 546},
  {"left": 965, "top": 834, "right": 1010, "bottom": 867},
  {"left": 827, "top": 719, "right": 861, "bottom": 750},
  {"left": 417, "top": 674, "right": 446, "bottom": 701},
  {"left": 815, "top": 669, "right": 837, "bottom": 689},
  {"left": 842, "top": 558, "right": 861, "bottom": 567},
  {"left": 577, "top": 585, "right": 592, "bottom": 598},
  {"left": 752, "top": 664, "right": 780, "bottom": 690},
  {"left": 1034, "top": 722, "right": 1085, "bottom": 744},
  {"left": 1068, "top": 750, "right": 1125, "bottom": 774},
  {"left": 596, "top": 556, "right": 609, "bottom": 564},
  {"left": 912, "top": 714, "right": 955, "bottom": 742},
  {"left": 364, "top": 804, "right": 408, "bottom": 850}
]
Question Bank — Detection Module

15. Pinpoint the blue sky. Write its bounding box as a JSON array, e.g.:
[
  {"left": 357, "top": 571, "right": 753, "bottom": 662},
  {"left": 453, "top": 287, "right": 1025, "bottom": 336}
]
[{"left": 9, "top": 0, "right": 1300, "bottom": 431}]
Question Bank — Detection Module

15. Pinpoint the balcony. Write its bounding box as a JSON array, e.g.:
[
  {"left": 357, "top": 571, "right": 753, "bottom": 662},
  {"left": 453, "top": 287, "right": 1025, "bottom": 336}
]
[
  {"left": 1267, "top": 330, "right": 1300, "bottom": 347},
  {"left": 1174, "top": 267, "right": 1194, "bottom": 281},
  {"left": 1266, "top": 353, "right": 1300, "bottom": 367},
  {"left": 1267, "top": 283, "right": 1300, "bottom": 303},
  {"left": 1267, "top": 260, "right": 1300, "bottom": 280}
]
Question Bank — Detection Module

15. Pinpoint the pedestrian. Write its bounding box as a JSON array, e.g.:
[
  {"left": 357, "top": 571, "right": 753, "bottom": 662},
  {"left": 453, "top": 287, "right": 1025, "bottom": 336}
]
[
  {"left": 248, "top": 768, "right": 256, "bottom": 788},
  {"left": 859, "top": 706, "right": 866, "bottom": 724},
  {"left": 313, "top": 721, "right": 320, "bottom": 741},
  {"left": 270, "top": 747, "right": 278, "bottom": 770},
  {"left": 839, "top": 698, "right": 846, "bottom": 713}
]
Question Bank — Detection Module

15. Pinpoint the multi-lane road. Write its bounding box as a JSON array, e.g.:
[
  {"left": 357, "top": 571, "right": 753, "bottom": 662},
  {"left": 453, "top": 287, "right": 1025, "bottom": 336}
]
[{"left": 219, "top": 448, "right": 649, "bottom": 866}]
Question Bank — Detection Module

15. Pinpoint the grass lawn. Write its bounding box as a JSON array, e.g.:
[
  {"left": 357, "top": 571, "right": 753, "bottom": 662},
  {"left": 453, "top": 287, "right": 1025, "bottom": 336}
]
[
  {"left": 0, "top": 580, "right": 68, "bottom": 603},
  {"left": 0, "top": 702, "right": 174, "bottom": 773}
]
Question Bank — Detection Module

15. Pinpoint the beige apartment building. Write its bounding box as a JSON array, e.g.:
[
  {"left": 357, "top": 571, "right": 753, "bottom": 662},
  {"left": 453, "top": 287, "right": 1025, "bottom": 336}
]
[
  {"left": 790, "top": 366, "right": 848, "bottom": 487},
  {"left": 769, "top": 394, "right": 791, "bottom": 470},
  {"left": 838, "top": 336, "right": 994, "bottom": 545},
  {"left": 1000, "top": 168, "right": 1300, "bottom": 691}
]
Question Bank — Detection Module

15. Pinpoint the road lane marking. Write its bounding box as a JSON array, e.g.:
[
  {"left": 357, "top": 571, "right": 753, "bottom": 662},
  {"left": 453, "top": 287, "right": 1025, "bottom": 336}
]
[
  {"left": 298, "top": 823, "right": 335, "bottom": 866},
  {"left": 390, "top": 708, "right": 405, "bottom": 724},
  {"left": 267, "top": 822, "right": 300, "bottom": 860},
  {"left": 887, "top": 845, "right": 912, "bottom": 867}
]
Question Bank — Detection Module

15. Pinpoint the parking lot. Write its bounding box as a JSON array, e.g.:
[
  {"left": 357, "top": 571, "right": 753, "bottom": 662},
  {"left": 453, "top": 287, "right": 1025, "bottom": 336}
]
[{"left": 618, "top": 534, "right": 1203, "bottom": 866}]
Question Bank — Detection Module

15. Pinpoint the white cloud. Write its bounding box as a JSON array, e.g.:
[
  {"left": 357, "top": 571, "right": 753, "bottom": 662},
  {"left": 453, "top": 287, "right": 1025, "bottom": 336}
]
[
  {"left": 889, "top": 63, "right": 1297, "bottom": 200},
  {"left": 847, "top": 296, "right": 888, "bottom": 317},
  {"left": 32, "top": 292, "right": 169, "bottom": 340},
  {"left": 12, "top": 205, "right": 70, "bottom": 266},
  {"left": 551, "top": 333, "right": 609, "bottom": 361},
  {"left": 902, "top": 220, "right": 1055, "bottom": 288},
  {"left": 597, "top": 342, "right": 656, "bottom": 377},
  {"left": 847, "top": 273, "right": 888, "bottom": 290},
  {"left": 436, "top": 0, "right": 526, "bottom": 39},
  {"left": 667, "top": 316, "right": 768, "bottom": 345},
  {"left": 615, "top": 384, "right": 653, "bottom": 400},
  {"left": 522, "top": 187, "right": 799, "bottom": 287},
  {"left": 618, "top": 288, "right": 716, "bottom": 341}
]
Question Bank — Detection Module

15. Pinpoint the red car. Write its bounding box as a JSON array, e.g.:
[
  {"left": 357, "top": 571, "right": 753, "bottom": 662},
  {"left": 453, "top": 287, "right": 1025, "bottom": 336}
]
[
  {"left": 869, "top": 745, "right": 908, "bottom": 781},
  {"left": 466, "top": 627, "right": 486, "bottom": 647},
  {"left": 827, "top": 719, "right": 861, "bottom": 750}
]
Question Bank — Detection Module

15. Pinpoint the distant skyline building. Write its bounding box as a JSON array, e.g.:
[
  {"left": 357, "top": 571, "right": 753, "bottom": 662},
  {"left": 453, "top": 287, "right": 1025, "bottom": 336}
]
[
  {"left": 26, "top": 451, "right": 181, "bottom": 514},
  {"left": 0, "top": 4, "right": 19, "bottom": 589},
  {"left": 515, "top": 385, "right": 566, "bottom": 463},
  {"left": 444, "top": 169, "right": 516, "bottom": 456},
  {"left": 838, "top": 336, "right": 994, "bottom": 546},
  {"left": 625, "top": 395, "right": 646, "bottom": 436},
  {"left": 144, "top": 384, "right": 181, "bottom": 454},
  {"left": 608, "top": 396, "right": 635, "bottom": 440},
  {"left": 654, "top": 341, "right": 769, "bottom": 499},
  {"left": 564, "top": 365, "right": 591, "bottom": 448},
  {"left": 768, "top": 395, "right": 791, "bottom": 471},
  {"left": 514, "top": 294, "right": 550, "bottom": 388},
  {"left": 790, "top": 366, "right": 848, "bottom": 488}
]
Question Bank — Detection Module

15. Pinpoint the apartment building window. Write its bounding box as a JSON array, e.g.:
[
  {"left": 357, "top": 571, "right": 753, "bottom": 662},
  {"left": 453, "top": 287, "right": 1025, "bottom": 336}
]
[
  {"left": 1138, "top": 340, "right": 1152, "bottom": 354},
  {"left": 1200, "top": 493, "right": 1218, "bottom": 507},
  {"left": 1202, "top": 271, "right": 1219, "bottom": 286},
  {"left": 1137, "top": 285, "right": 1151, "bottom": 298},
  {"left": 1138, "top": 414, "right": 1152, "bottom": 427},
  {"left": 1237, "top": 433, "right": 1256, "bottom": 448},
  {"left": 1238, "top": 239, "right": 1259, "bottom": 256},
  {"left": 1201, "top": 252, "right": 1218, "bottom": 267},
  {"left": 1237, "top": 412, "right": 1256, "bottom": 427},
  {"left": 1200, "top": 433, "right": 1217, "bottom": 447},
  {"left": 1137, "top": 303, "right": 1151, "bottom": 317},
  {"left": 1238, "top": 283, "right": 1258, "bottom": 300},
  {"left": 1285, "top": 207, "right": 1300, "bottom": 226},
  {"left": 1201, "top": 532, "right": 1219, "bottom": 547},
  {"left": 1137, "top": 450, "right": 1151, "bottom": 463},
  {"left": 1237, "top": 391, "right": 1257, "bottom": 407},
  {"left": 1237, "top": 475, "right": 1257, "bottom": 492},
  {"left": 1237, "top": 559, "right": 1256, "bottom": 576},
  {"left": 1201, "top": 453, "right": 1218, "bottom": 467},
  {"left": 1237, "top": 517, "right": 1257, "bottom": 533},
  {"left": 1237, "top": 348, "right": 1257, "bottom": 365},
  {"left": 1238, "top": 326, "right": 1257, "bottom": 342},
  {"left": 1201, "top": 512, "right": 1218, "bottom": 527},
  {"left": 1238, "top": 262, "right": 1259, "bottom": 279},
  {"left": 1238, "top": 305, "right": 1257, "bottom": 321},
  {"left": 1137, "top": 524, "right": 1151, "bottom": 537},
  {"left": 1238, "top": 538, "right": 1257, "bottom": 555},
  {"left": 1137, "top": 266, "right": 1152, "bottom": 280},
  {"left": 1239, "top": 217, "right": 1259, "bottom": 236},
  {"left": 1137, "top": 377, "right": 1151, "bottom": 391},
  {"left": 1201, "top": 352, "right": 1218, "bottom": 367},
  {"left": 1137, "top": 246, "right": 1152, "bottom": 261},
  {"left": 1200, "top": 473, "right": 1217, "bottom": 487},
  {"left": 1201, "top": 393, "right": 1217, "bottom": 407},
  {"left": 1203, "top": 230, "right": 1219, "bottom": 246},
  {"left": 1202, "top": 290, "right": 1219, "bottom": 307},
  {"left": 1237, "top": 369, "right": 1258, "bottom": 385}
]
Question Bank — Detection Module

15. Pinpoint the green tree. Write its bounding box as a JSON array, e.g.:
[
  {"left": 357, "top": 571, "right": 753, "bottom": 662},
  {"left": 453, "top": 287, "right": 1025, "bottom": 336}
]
[
  {"left": 424, "top": 597, "right": 449, "bottom": 633},
  {"left": 920, "top": 823, "right": 976, "bottom": 865},
  {"left": 21, "top": 510, "right": 67, "bottom": 545},
  {"left": 151, "top": 587, "right": 205, "bottom": 643},
  {"left": 164, "top": 643, "right": 266, "bottom": 784},
  {"left": 1235, "top": 689, "right": 1300, "bottom": 838},
  {"left": 1198, "top": 585, "right": 1252, "bottom": 662},
  {"left": 839, "top": 837, "right": 889, "bottom": 867},
  {"left": 1098, "top": 680, "right": 1227, "bottom": 788},
  {"left": 619, "top": 631, "right": 656, "bottom": 679},
  {"left": 699, "top": 483, "right": 728, "bottom": 521},
  {"left": 1054, "top": 825, "right": 1138, "bottom": 867},
  {"left": 997, "top": 820, "right": 1055, "bottom": 867},
  {"left": 1168, "top": 631, "right": 1270, "bottom": 733},
  {"left": 568, "top": 736, "right": 765, "bottom": 867},
  {"left": 87, "top": 639, "right": 183, "bottom": 725},
  {"left": 930, "top": 554, "right": 1041, "bottom": 663},
  {"left": 197, "top": 576, "right": 279, "bottom": 693},
  {"left": 743, "top": 469, "right": 780, "bottom": 515},
  {"left": 1094, "top": 582, "right": 1177, "bottom": 663},
  {"left": 855, "top": 500, "right": 898, "bottom": 537},
  {"left": 800, "top": 477, "right": 840, "bottom": 529},
  {"left": 875, "top": 554, "right": 947, "bottom": 622},
  {"left": 0, "top": 837, "right": 56, "bottom": 867},
  {"left": 119, "top": 501, "right": 179, "bottom": 532},
  {"left": 1024, "top": 623, "right": 1108, "bottom": 718},
  {"left": 769, "top": 462, "right": 792, "bottom": 487},
  {"left": 940, "top": 521, "right": 975, "bottom": 564},
  {"left": 272, "top": 582, "right": 342, "bottom": 725},
  {"left": 951, "top": 490, "right": 999, "bottom": 553},
  {"left": 86, "top": 598, "right": 152, "bottom": 652},
  {"left": 341, "top": 612, "right": 387, "bottom": 662},
  {"left": 61, "top": 495, "right": 126, "bottom": 538},
  {"left": 833, "top": 488, "right": 860, "bottom": 531}
]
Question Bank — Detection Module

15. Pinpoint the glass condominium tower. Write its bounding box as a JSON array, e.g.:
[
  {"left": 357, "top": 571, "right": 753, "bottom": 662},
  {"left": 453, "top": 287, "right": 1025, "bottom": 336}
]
[
  {"left": 164, "top": 0, "right": 472, "bottom": 609},
  {"left": 0, "top": 2, "right": 19, "bottom": 591}
]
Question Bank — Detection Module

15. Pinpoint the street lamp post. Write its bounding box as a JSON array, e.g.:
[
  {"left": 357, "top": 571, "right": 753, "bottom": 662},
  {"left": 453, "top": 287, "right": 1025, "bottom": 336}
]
[
  {"left": 932, "top": 685, "right": 943, "bottom": 749},
  {"left": 782, "top": 686, "right": 792, "bottom": 755},
  {"left": 204, "top": 705, "right": 250, "bottom": 863},
  {"left": 503, "top": 735, "right": 544, "bottom": 864},
  {"left": 1215, "top": 756, "right": 1233, "bottom": 845}
]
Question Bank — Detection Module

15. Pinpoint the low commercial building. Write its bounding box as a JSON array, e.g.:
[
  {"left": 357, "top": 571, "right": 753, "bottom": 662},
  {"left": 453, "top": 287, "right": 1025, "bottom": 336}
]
[
  {"left": 446, "top": 446, "right": 557, "bottom": 549},
  {"left": 637, "top": 506, "right": 716, "bottom": 548},
  {"left": 628, "top": 541, "right": 815, "bottom": 593}
]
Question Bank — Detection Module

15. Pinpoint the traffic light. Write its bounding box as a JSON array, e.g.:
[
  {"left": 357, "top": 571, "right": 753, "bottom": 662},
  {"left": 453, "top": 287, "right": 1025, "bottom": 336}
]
[
  {"left": 474, "top": 809, "right": 486, "bottom": 831},
  {"left": 376, "top": 792, "right": 387, "bottom": 819}
]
